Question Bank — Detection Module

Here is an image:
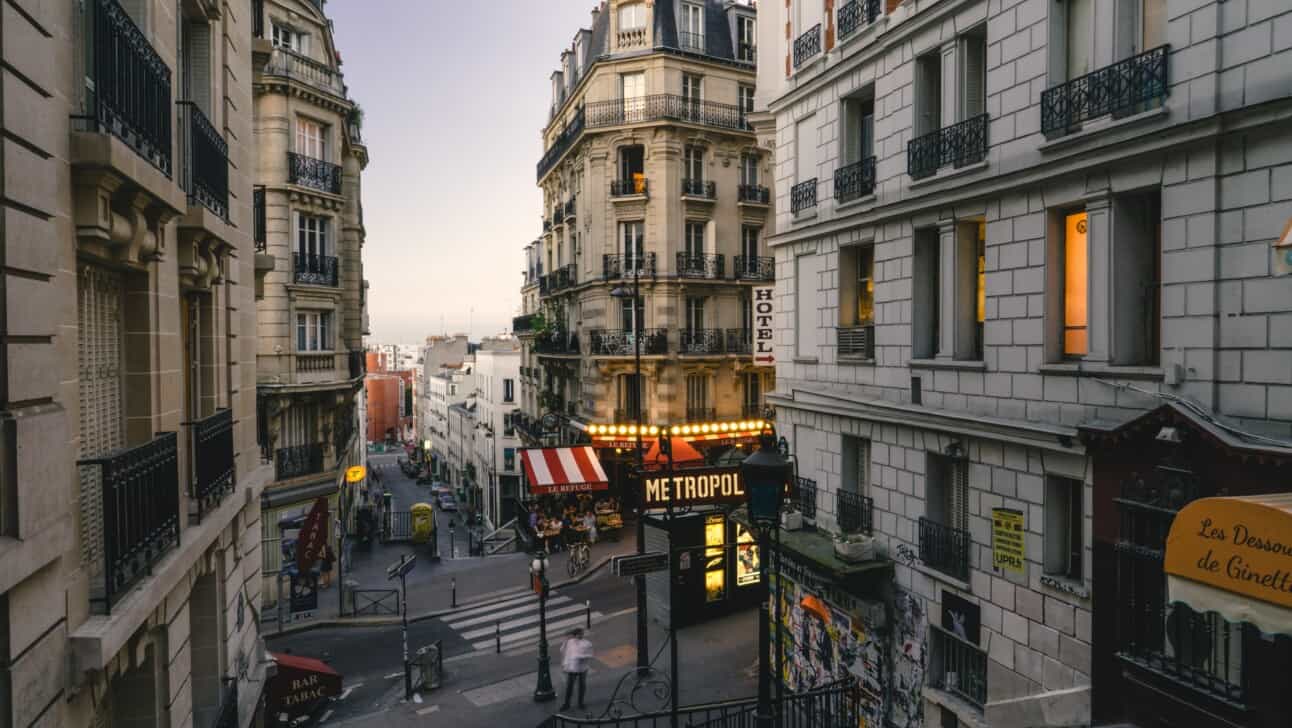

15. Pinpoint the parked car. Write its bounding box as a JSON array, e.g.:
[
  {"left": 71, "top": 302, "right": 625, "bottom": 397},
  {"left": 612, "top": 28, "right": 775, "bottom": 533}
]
[{"left": 438, "top": 494, "right": 458, "bottom": 511}]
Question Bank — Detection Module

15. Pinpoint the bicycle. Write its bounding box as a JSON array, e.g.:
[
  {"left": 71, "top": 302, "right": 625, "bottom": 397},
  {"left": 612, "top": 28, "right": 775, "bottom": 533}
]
[{"left": 567, "top": 540, "right": 591, "bottom": 577}]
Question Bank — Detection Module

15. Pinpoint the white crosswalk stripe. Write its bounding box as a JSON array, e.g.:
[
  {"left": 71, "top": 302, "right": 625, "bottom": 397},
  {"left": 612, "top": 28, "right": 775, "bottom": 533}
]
[{"left": 439, "top": 592, "right": 602, "bottom": 652}]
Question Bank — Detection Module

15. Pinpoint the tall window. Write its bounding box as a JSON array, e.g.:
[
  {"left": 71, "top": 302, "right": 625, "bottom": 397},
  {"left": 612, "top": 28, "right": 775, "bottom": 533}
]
[
  {"left": 271, "top": 23, "right": 307, "bottom": 53},
  {"left": 1044, "top": 476, "right": 1083, "bottom": 581},
  {"left": 737, "top": 16, "right": 756, "bottom": 60},
  {"left": 297, "top": 214, "right": 329, "bottom": 257},
  {"left": 740, "top": 153, "right": 759, "bottom": 186},
  {"left": 621, "top": 220, "right": 644, "bottom": 269},
  {"left": 619, "top": 145, "right": 645, "bottom": 187},
  {"left": 503, "top": 379, "right": 515, "bottom": 403},
  {"left": 742, "top": 372, "right": 762, "bottom": 415},
  {"left": 618, "top": 373, "right": 642, "bottom": 417},
  {"left": 841, "top": 93, "right": 875, "bottom": 164},
  {"left": 686, "top": 374, "right": 709, "bottom": 411},
  {"left": 684, "top": 221, "right": 705, "bottom": 257},
  {"left": 180, "top": 20, "right": 213, "bottom": 114},
  {"left": 795, "top": 116, "right": 815, "bottom": 186},
  {"left": 620, "top": 297, "right": 644, "bottom": 332},
  {"left": 620, "top": 72, "right": 646, "bottom": 121},
  {"left": 839, "top": 245, "right": 875, "bottom": 327},
  {"left": 841, "top": 437, "right": 870, "bottom": 494},
  {"left": 619, "top": 2, "right": 646, "bottom": 29},
  {"left": 1063, "top": 0, "right": 1094, "bottom": 79},
  {"left": 739, "top": 85, "right": 755, "bottom": 117},
  {"left": 296, "top": 118, "right": 326, "bottom": 160},
  {"left": 296, "top": 311, "right": 333, "bottom": 351},
  {"left": 1062, "top": 211, "right": 1088, "bottom": 357},
  {"left": 685, "top": 296, "right": 705, "bottom": 332},
  {"left": 680, "top": 3, "right": 704, "bottom": 51},
  {"left": 915, "top": 51, "right": 941, "bottom": 137},
  {"left": 684, "top": 145, "right": 704, "bottom": 181},
  {"left": 959, "top": 28, "right": 987, "bottom": 121},
  {"left": 912, "top": 230, "right": 939, "bottom": 359},
  {"left": 927, "top": 454, "right": 968, "bottom": 532},
  {"left": 741, "top": 226, "right": 760, "bottom": 262}
]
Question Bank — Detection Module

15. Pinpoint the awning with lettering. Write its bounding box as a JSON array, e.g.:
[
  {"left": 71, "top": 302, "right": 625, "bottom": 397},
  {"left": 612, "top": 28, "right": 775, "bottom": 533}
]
[
  {"left": 1165, "top": 494, "right": 1292, "bottom": 635},
  {"left": 521, "top": 446, "right": 609, "bottom": 495},
  {"left": 266, "top": 652, "right": 343, "bottom": 719}
]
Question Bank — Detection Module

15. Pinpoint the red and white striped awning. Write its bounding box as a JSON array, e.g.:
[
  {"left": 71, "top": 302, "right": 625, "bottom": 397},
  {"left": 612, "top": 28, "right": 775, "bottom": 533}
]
[{"left": 520, "top": 446, "right": 609, "bottom": 495}]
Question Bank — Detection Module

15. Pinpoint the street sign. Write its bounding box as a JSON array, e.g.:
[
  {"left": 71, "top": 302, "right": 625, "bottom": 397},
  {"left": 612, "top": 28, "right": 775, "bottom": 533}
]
[
  {"left": 387, "top": 554, "right": 417, "bottom": 581},
  {"left": 613, "top": 551, "right": 669, "bottom": 578}
]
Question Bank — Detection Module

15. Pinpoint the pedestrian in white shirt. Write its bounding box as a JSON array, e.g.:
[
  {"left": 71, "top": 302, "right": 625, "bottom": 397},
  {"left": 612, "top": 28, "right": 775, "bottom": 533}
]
[{"left": 559, "top": 628, "right": 593, "bottom": 711}]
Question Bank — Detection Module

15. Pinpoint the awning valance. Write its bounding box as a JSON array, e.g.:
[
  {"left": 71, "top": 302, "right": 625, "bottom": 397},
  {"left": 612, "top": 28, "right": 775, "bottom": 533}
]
[
  {"left": 521, "top": 446, "right": 609, "bottom": 495},
  {"left": 1166, "top": 494, "right": 1292, "bottom": 635},
  {"left": 266, "top": 652, "right": 342, "bottom": 718}
]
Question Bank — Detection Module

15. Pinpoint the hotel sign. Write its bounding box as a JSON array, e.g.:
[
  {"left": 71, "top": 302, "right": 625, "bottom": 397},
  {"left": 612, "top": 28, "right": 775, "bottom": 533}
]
[
  {"left": 1165, "top": 496, "right": 1292, "bottom": 609},
  {"left": 753, "top": 286, "right": 775, "bottom": 367},
  {"left": 642, "top": 467, "right": 790, "bottom": 509}
]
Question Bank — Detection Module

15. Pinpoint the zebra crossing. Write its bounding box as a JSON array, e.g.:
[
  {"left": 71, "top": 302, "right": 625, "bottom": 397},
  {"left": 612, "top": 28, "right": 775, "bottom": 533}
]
[{"left": 441, "top": 588, "right": 603, "bottom": 652}]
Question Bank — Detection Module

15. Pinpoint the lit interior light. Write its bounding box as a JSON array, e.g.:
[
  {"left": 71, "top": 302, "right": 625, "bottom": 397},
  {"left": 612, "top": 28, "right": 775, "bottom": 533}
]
[
  {"left": 628, "top": 425, "right": 638, "bottom": 435},
  {"left": 649, "top": 425, "right": 659, "bottom": 436},
  {"left": 670, "top": 426, "right": 679, "bottom": 435}
]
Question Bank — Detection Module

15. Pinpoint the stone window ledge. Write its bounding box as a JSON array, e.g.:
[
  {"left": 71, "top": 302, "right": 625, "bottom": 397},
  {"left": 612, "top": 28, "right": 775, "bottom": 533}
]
[
  {"left": 838, "top": 356, "right": 876, "bottom": 366},
  {"left": 908, "top": 160, "right": 988, "bottom": 190},
  {"left": 835, "top": 193, "right": 877, "bottom": 213},
  {"left": 1039, "top": 574, "right": 1091, "bottom": 601},
  {"left": 792, "top": 356, "right": 819, "bottom": 364},
  {"left": 1036, "top": 106, "right": 1169, "bottom": 153},
  {"left": 792, "top": 208, "right": 818, "bottom": 224},
  {"left": 908, "top": 358, "right": 987, "bottom": 372},
  {"left": 909, "top": 560, "right": 972, "bottom": 593},
  {"left": 1037, "top": 362, "right": 1164, "bottom": 381},
  {"left": 923, "top": 686, "right": 988, "bottom": 728}
]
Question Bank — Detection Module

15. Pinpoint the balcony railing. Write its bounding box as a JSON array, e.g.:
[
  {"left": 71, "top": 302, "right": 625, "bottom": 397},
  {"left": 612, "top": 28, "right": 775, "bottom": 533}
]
[
  {"left": 545, "top": 264, "right": 577, "bottom": 293},
  {"left": 931, "top": 627, "right": 988, "bottom": 708},
  {"left": 725, "top": 329, "right": 752, "bottom": 354},
  {"left": 262, "top": 48, "right": 346, "bottom": 97},
  {"left": 734, "top": 256, "right": 774, "bottom": 281},
  {"left": 680, "top": 329, "right": 724, "bottom": 355},
  {"left": 79, "top": 432, "right": 180, "bottom": 613},
  {"left": 618, "top": 26, "right": 648, "bottom": 49},
  {"left": 795, "top": 477, "right": 817, "bottom": 520},
  {"left": 287, "top": 152, "right": 343, "bottom": 194},
  {"left": 836, "top": 490, "right": 874, "bottom": 535},
  {"left": 513, "top": 314, "right": 539, "bottom": 333},
  {"left": 737, "top": 44, "right": 757, "bottom": 64},
  {"left": 349, "top": 350, "right": 366, "bottom": 379},
  {"left": 611, "top": 178, "right": 649, "bottom": 197},
  {"left": 1041, "top": 45, "right": 1170, "bottom": 138},
  {"left": 678, "top": 31, "right": 705, "bottom": 53},
  {"left": 293, "top": 252, "right": 339, "bottom": 286},
  {"left": 78, "top": 0, "right": 173, "bottom": 175},
  {"left": 543, "top": 218, "right": 553, "bottom": 232},
  {"left": 737, "top": 184, "right": 770, "bottom": 204},
  {"left": 534, "top": 330, "right": 580, "bottom": 355},
  {"left": 553, "top": 207, "right": 565, "bottom": 225},
  {"left": 793, "top": 24, "right": 822, "bottom": 68},
  {"left": 275, "top": 443, "right": 325, "bottom": 481},
  {"left": 297, "top": 353, "right": 333, "bottom": 372},
  {"left": 564, "top": 197, "right": 577, "bottom": 218},
  {"left": 791, "top": 179, "right": 818, "bottom": 214},
  {"left": 685, "top": 407, "right": 717, "bottom": 422},
  {"left": 834, "top": 156, "right": 877, "bottom": 203},
  {"left": 613, "top": 407, "right": 643, "bottom": 424},
  {"left": 188, "top": 409, "right": 234, "bottom": 522},
  {"left": 908, "top": 114, "right": 989, "bottom": 180},
  {"left": 603, "top": 253, "right": 657, "bottom": 279},
  {"left": 918, "top": 516, "right": 971, "bottom": 581},
  {"left": 177, "top": 101, "right": 229, "bottom": 218},
  {"left": 253, "top": 186, "right": 267, "bottom": 252},
  {"left": 681, "top": 178, "right": 716, "bottom": 199},
  {"left": 838, "top": 0, "right": 882, "bottom": 41},
  {"left": 589, "top": 329, "right": 668, "bottom": 356},
  {"left": 743, "top": 402, "right": 768, "bottom": 420},
  {"left": 677, "top": 253, "right": 725, "bottom": 279},
  {"left": 838, "top": 325, "right": 875, "bottom": 359}
]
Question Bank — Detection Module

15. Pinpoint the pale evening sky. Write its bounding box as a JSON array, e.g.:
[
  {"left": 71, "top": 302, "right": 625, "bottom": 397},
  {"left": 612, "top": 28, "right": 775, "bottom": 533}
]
[{"left": 327, "top": 0, "right": 597, "bottom": 344}]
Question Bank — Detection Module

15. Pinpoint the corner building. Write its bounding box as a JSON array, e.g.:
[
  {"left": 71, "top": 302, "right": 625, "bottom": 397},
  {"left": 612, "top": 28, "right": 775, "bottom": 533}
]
[
  {"left": 516, "top": 0, "right": 775, "bottom": 493},
  {"left": 757, "top": 1, "right": 1292, "bottom": 727}
]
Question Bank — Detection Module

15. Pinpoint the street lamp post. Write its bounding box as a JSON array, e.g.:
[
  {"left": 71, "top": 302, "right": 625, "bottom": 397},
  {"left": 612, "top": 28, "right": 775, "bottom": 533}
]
[
  {"left": 531, "top": 552, "right": 556, "bottom": 702},
  {"left": 611, "top": 269, "right": 648, "bottom": 672},
  {"left": 741, "top": 430, "right": 793, "bottom": 728}
]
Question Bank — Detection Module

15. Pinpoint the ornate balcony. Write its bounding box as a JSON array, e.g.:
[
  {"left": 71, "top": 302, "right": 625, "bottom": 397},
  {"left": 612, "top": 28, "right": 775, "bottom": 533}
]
[
  {"left": 907, "top": 114, "right": 989, "bottom": 180},
  {"left": 836, "top": 490, "right": 874, "bottom": 534},
  {"left": 618, "top": 26, "right": 648, "bottom": 49},
  {"left": 680, "top": 329, "right": 724, "bottom": 355},
  {"left": 838, "top": 324, "right": 875, "bottom": 359},
  {"left": 611, "top": 178, "right": 649, "bottom": 198},
  {"left": 178, "top": 101, "right": 229, "bottom": 218},
  {"left": 513, "top": 314, "right": 539, "bottom": 333},
  {"left": 187, "top": 409, "right": 234, "bottom": 523},
  {"left": 737, "top": 184, "right": 770, "bottom": 204},
  {"left": 734, "top": 256, "right": 774, "bottom": 281},
  {"left": 553, "top": 207, "right": 565, "bottom": 225},
  {"left": 677, "top": 253, "right": 725, "bottom": 279},
  {"left": 261, "top": 47, "right": 346, "bottom": 98},
  {"left": 603, "top": 253, "right": 656, "bottom": 279},
  {"left": 795, "top": 477, "right": 818, "bottom": 519},
  {"left": 275, "top": 443, "right": 325, "bottom": 481},
  {"left": 737, "top": 44, "right": 757, "bottom": 64},
  {"left": 79, "top": 432, "right": 180, "bottom": 613},
  {"left": 564, "top": 197, "right": 577, "bottom": 219},
  {"left": 791, "top": 179, "right": 817, "bottom": 214},
  {"left": 681, "top": 178, "right": 716, "bottom": 199},
  {"left": 725, "top": 329, "right": 752, "bottom": 354},
  {"left": 837, "top": 0, "right": 881, "bottom": 41},
  {"left": 918, "top": 516, "right": 971, "bottom": 581},
  {"left": 296, "top": 353, "right": 333, "bottom": 372},
  {"left": 293, "top": 252, "right": 339, "bottom": 286},
  {"left": 546, "top": 263, "right": 577, "bottom": 293},
  {"left": 534, "top": 330, "right": 580, "bottom": 356},
  {"left": 834, "top": 156, "right": 876, "bottom": 203},
  {"left": 1041, "top": 45, "right": 1170, "bottom": 138},
  {"left": 287, "top": 152, "right": 343, "bottom": 194},
  {"left": 589, "top": 329, "right": 668, "bottom": 356},
  {"left": 77, "top": 0, "right": 173, "bottom": 175},
  {"left": 793, "top": 24, "right": 822, "bottom": 68}
]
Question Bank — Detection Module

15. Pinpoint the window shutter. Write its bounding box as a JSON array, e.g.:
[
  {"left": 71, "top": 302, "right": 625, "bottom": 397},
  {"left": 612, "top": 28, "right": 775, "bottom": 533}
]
[
  {"left": 952, "top": 459, "right": 969, "bottom": 532},
  {"left": 187, "top": 22, "right": 213, "bottom": 116},
  {"left": 961, "top": 35, "right": 986, "bottom": 121},
  {"left": 77, "top": 266, "right": 126, "bottom": 569},
  {"left": 795, "top": 117, "right": 815, "bottom": 182},
  {"left": 705, "top": 219, "right": 716, "bottom": 254}
]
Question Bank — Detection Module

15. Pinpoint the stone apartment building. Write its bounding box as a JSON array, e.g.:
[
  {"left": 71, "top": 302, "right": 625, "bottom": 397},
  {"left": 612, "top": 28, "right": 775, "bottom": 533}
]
[
  {"left": 0, "top": 0, "right": 271, "bottom": 726},
  {"left": 516, "top": 0, "right": 775, "bottom": 466},
  {"left": 416, "top": 335, "right": 471, "bottom": 451},
  {"left": 470, "top": 338, "right": 523, "bottom": 526},
  {"left": 252, "top": 0, "right": 368, "bottom": 592},
  {"left": 755, "top": 1, "right": 1292, "bottom": 727}
]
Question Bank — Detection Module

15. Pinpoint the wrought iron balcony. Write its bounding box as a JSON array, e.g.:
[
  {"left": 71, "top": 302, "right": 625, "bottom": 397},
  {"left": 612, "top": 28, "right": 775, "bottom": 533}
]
[
  {"left": 261, "top": 48, "right": 346, "bottom": 97},
  {"left": 534, "top": 330, "right": 580, "bottom": 355},
  {"left": 734, "top": 256, "right": 774, "bottom": 281},
  {"left": 253, "top": 186, "right": 267, "bottom": 252},
  {"left": 546, "top": 263, "right": 577, "bottom": 293},
  {"left": 349, "top": 349, "right": 366, "bottom": 379},
  {"left": 613, "top": 407, "right": 643, "bottom": 424},
  {"left": 793, "top": 24, "right": 822, "bottom": 68},
  {"left": 680, "top": 329, "right": 724, "bottom": 355},
  {"left": 678, "top": 31, "right": 705, "bottom": 53},
  {"left": 564, "top": 197, "right": 577, "bottom": 218},
  {"left": 677, "top": 253, "right": 725, "bottom": 279},
  {"left": 685, "top": 407, "right": 717, "bottom": 423},
  {"left": 837, "top": 0, "right": 882, "bottom": 41},
  {"left": 725, "top": 329, "right": 752, "bottom": 354},
  {"left": 834, "top": 156, "right": 877, "bottom": 203},
  {"left": 743, "top": 402, "right": 768, "bottom": 419},
  {"left": 907, "top": 113, "right": 989, "bottom": 180},
  {"left": 553, "top": 207, "right": 565, "bottom": 225},
  {"left": 513, "top": 314, "right": 539, "bottom": 333},
  {"left": 681, "top": 178, "right": 716, "bottom": 199},
  {"left": 838, "top": 324, "right": 875, "bottom": 359},
  {"left": 588, "top": 329, "right": 669, "bottom": 356},
  {"left": 931, "top": 628, "right": 988, "bottom": 708},
  {"left": 791, "top": 179, "right": 818, "bottom": 214},
  {"left": 77, "top": 0, "right": 173, "bottom": 175},
  {"left": 287, "top": 152, "right": 343, "bottom": 194},
  {"left": 738, "top": 184, "right": 770, "bottom": 204},
  {"left": 794, "top": 478, "right": 818, "bottom": 519},
  {"left": 543, "top": 218, "right": 553, "bottom": 232},
  {"left": 603, "top": 253, "right": 657, "bottom": 279},
  {"left": 178, "top": 101, "right": 229, "bottom": 219},
  {"left": 1041, "top": 45, "right": 1170, "bottom": 138},
  {"left": 837, "top": 490, "right": 874, "bottom": 535},
  {"left": 275, "top": 443, "right": 325, "bottom": 481},
  {"left": 537, "top": 109, "right": 587, "bottom": 181},
  {"left": 293, "top": 252, "right": 339, "bottom": 286},
  {"left": 187, "top": 409, "right": 234, "bottom": 523},
  {"left": 918, "top": 516, "right": 971, "bottom": 581},
  {"left": 611, "top": 178, "right": 649, "bottom": 197},
  {"left": 79, "top": 432, "right": 180, "bottom": 613}
]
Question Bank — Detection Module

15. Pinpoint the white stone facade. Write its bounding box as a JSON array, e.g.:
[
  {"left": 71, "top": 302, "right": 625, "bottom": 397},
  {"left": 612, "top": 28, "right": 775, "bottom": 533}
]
[
  {"left": 760, "top": 0, "right": 1292, "bottom": 726},
  {"left": 470, "top": 339, "right": 523, "bottom": 526}
]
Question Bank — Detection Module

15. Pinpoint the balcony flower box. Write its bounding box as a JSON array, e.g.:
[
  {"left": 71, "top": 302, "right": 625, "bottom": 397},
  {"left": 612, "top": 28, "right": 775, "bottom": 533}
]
[{"left": 834, "top": 532, "right": 876, "bottom": 562}]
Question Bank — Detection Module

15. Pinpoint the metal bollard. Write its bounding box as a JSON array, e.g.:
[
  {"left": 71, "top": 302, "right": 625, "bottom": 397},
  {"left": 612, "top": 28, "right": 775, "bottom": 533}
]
[
  {"left": 452, "top": 578, "right": 457, "bottom": 608},
  {"left": 586, "top": 600, "right": 591, "bottom": 629},
  {"left": 496, "top": 621, "right": 501, "bottom": 653}
]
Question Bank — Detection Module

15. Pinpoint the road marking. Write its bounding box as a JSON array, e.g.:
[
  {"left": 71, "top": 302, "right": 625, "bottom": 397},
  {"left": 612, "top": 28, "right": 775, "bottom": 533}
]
[
  {"left": 441, "top": 592, "right": 550, "bottom": 626},
  {"left": 469, "top": 612, "right": 601, "bottom": 651},
  {"left": 318, "top": 709, "right": 334, "bottom": 723},
  {"left": 384, "top": 672, "right": 404, "bottom": 679},
  {"left": 417, "top": 705, "right": 440, "bottom": 715},
  {"left": 338, "top": 683, "right": 363, "bottom": 700},
  {"left": 457, "top": 601, "right": 588, "bottom": 639}
]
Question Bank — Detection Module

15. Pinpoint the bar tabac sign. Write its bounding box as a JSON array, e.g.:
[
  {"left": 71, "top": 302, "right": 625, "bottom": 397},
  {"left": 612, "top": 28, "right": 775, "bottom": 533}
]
[
  {"left": 1165, "top": 496, "right": 1292, "bottom": 609},
  {"left": 642, "top": 467, "right": 790, "bottom": 509}
]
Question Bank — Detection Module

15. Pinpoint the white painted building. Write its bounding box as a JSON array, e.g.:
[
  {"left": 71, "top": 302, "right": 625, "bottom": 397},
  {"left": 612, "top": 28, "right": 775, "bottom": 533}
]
[
  {"left": 756, "top": 1, "right": 1292, "bottom": 727},
  {"left": 416, "top": 335, "right": 471, "bottom": 447},
  {"left": 470, "top": 337, "right": 523, "bottom": 527},
  {"left": 427, "top": 360, "right": 474, "bottom": 482}
]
